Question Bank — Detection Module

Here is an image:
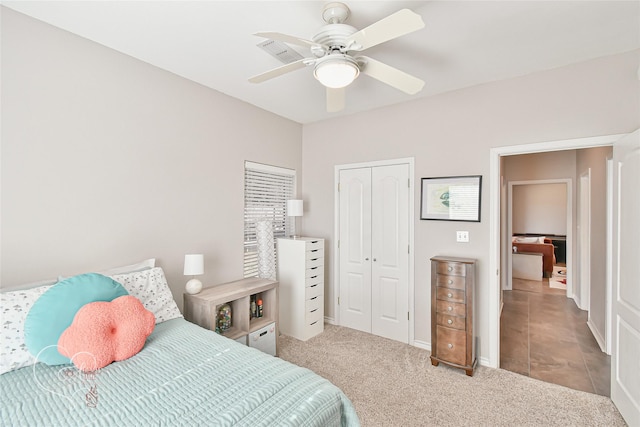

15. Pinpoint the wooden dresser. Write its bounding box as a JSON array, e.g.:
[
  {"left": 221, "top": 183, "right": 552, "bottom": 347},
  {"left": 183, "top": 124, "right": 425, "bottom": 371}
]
[{"left": 430, "top": 256, "right": 476, "bottom": 376}]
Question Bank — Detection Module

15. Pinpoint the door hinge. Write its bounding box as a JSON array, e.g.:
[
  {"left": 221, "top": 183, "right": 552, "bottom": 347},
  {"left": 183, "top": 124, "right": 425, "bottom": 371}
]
[
  {"left": 407, "top": 312, "right": 410, "bottom": 320},
  {"left": 338, "top": 297, "right": 340, "bottom": 305},
  {"left": 338, "top": 240, "right": 340, "bottom": 249},
  {"left": 338, "top": 182, "right": 340, "bottom": 192},
  {"left": 408, "top": 244, "right": 410, "bottom": 254},
  {"left": 408, "top": 178, "right": 410, "bottom": 188}
]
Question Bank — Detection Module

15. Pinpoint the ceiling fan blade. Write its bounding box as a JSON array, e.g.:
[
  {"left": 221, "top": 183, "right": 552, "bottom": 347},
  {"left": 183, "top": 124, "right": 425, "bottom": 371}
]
[
  {"left": 359, "top": 56, "right": 424, "bottom": 95},
  {"left": 254, "top": 32, "right": 318, "bottom": 49},
  {"left": 248, "top": 59, "right": 308, "bottom": 84},
  {"left": 326, "top": 87, "right": 345, "bottom": 113},
  {"left": 346, "top": 9, "right": 425, "bottom": 52}
]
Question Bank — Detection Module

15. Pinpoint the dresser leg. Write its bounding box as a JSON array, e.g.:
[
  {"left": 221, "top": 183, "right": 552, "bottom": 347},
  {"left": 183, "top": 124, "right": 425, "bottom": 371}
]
[
  {"left": 465, "top": 368, "right": 473, "bottom": 377},
  {"left": 430, "top": 357, "right": 439, "bottom": 367}
]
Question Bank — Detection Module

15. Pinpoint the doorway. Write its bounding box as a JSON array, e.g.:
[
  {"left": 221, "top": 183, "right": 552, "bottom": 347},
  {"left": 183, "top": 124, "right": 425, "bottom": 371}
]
[{"left": 334, "top": 158, "right": 415, "bottom": 344}]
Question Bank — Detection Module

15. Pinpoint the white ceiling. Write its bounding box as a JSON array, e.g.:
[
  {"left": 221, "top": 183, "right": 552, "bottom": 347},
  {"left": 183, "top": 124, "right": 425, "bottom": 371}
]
[{"left": 3, "top": 1, "right": 639, "bottom": 124}]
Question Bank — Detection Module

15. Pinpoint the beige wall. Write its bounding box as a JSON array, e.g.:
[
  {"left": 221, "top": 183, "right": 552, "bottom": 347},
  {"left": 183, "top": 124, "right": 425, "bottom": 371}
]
[
  {"left": 512, "top": 183, "right": 567, "bottom": 235},
  {"left": 0, "top": 8, "right": 302, "bottom": 312},
  {"left": 302, "top": 49, "right": 640, "bottom": 359}
]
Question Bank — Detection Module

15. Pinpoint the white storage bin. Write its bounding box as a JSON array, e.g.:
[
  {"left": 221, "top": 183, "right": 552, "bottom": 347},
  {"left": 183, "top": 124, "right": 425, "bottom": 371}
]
[{"left": 248, "top": 322, "right": 276, "bottom": 356}]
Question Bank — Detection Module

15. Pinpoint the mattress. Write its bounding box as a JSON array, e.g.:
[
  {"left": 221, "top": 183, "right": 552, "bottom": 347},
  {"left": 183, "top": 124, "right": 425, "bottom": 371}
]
[{"left": 1, "top": 318, "right": 359, "bottom": 426}]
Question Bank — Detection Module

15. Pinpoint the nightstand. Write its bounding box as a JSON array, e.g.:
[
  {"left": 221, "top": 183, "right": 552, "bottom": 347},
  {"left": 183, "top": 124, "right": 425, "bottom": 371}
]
[{"left": 183, "top": 277, "right": 278, "bottom": 355}]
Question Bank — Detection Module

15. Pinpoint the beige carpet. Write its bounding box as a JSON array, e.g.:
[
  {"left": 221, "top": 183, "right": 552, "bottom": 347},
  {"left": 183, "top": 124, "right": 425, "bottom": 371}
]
[{"left": 277, "top": 324, "right": 625, "bottom": 427}]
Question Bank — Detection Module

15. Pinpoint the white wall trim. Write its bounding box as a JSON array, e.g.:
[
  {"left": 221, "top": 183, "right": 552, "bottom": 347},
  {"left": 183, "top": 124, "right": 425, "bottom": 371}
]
[
  {"left": 587, "top": 318, "right": 606, "bottom": 353},
  {"left": 488, "top": 133, "right": 622, "bottom": 369},
  {"left": 605, "top": 156, "right": 614, "bottom": 355},
  {"left": 333, "top": 157, "right": 416, "bottom": 344},
  {"left": 413, "top": 340, "right": 431, "bottom": 352},
  {"left": 578, "top": 169, "right": 592, "bottom": 310}
]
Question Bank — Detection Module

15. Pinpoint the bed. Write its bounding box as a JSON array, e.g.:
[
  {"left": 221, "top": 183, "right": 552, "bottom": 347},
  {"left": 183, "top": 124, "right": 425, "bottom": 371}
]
[{"left": 0, "top": 262, "right": 359, "bottom": 426}]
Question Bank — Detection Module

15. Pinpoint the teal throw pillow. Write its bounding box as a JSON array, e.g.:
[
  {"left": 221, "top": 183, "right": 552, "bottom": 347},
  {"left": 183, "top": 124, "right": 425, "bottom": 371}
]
[{"left": 24, "top": 273, "right": 128, "bottom": 365}]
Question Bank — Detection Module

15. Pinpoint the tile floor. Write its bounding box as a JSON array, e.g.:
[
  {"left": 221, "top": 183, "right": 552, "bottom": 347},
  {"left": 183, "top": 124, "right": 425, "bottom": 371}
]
[{"left": 500, "top": 272, "right": 611, "bottom": 396}]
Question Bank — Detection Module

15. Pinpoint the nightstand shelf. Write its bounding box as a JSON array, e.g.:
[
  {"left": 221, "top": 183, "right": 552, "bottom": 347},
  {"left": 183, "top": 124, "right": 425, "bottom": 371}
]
[{"left": 183, "top": 277, "right": 278, "bottom": 354}]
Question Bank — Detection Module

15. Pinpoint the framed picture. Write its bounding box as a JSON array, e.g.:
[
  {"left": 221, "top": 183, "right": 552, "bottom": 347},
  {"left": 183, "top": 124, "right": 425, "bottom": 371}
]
[{"left": 420, "top": 175, "right": 482, "bottom": 222}]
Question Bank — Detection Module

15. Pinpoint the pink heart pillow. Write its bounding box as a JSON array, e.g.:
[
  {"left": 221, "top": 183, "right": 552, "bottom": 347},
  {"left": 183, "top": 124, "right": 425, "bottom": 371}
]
[{"left": 58, "top": 295, "right": 155, "bottom": 371}]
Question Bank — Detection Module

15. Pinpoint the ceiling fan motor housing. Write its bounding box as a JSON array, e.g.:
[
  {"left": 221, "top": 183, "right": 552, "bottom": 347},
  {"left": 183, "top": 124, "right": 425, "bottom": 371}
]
[{"left": 312, "top": 24, "right": 357, "bottom": 56}]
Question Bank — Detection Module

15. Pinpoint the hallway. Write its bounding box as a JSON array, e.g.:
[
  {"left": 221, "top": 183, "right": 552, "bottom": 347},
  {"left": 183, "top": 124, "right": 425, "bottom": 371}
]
[{"left": 500, "top": 276, "right": 611, "bottom": 396}]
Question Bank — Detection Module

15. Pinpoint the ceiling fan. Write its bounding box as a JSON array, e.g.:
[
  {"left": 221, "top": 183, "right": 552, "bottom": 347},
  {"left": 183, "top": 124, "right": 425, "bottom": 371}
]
[{"left": 248, "top": 2, "right": 426, "bottom": 113}]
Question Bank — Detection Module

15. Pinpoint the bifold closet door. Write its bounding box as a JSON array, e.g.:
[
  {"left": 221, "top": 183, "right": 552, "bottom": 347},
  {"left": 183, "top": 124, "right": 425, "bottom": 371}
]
[
  {"left": 339, "top": 164, "right": 409, "bottom": 343},
  {"left": 338, "top": 168, "right": 372, "bottom": 333}
]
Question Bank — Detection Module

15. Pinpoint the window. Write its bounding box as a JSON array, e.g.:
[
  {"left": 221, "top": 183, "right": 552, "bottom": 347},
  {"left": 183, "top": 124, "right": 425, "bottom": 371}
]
[{"left": 244, "top": 161, "right": 296, "bottom": 278}]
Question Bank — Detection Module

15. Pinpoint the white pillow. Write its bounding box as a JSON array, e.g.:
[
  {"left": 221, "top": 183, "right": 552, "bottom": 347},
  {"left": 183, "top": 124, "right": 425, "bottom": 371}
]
[
  {"left": 0, "top": 285, "right": 53, "bottom": 375},
  {"left": 99, "top": 258, "right": 155, "bottom": 276},
  {"left": 110, "top": 267, "right": 182, "bottom": 324}
]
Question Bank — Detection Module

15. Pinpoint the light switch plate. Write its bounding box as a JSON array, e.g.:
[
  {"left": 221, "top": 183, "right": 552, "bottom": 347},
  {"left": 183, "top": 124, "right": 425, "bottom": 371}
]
[{"left": 456, "top": 231, "right": 469, "bottom": 242}]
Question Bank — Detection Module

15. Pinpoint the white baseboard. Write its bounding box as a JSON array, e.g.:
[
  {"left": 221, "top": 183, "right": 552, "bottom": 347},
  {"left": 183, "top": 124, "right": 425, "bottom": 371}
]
[
  {"left": 587, "top": 318, "right": 606, "bottom": 352},
  {"left": 324, "top": 316, "right": 336, "bottom": 325},
  {"left": 412, "top": 339, "right": 431, "bottom": 352}
]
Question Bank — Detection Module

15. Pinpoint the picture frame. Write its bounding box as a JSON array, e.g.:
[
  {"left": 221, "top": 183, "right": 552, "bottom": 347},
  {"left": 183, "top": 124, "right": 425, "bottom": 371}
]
[{"left": 420, "top": 175, "right": 482, "bottom": 222}]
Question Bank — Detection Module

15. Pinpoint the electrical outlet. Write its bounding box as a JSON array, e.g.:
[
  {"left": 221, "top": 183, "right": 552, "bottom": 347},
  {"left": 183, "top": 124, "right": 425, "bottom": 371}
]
[{"left": 456, "top": 231, "right": 469, "bottom": 242}]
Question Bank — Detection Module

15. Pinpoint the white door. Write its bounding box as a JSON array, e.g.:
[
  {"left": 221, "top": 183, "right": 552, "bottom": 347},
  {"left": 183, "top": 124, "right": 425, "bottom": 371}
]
[
  {"left": 339, "top": 168, "right": 372, "bottom": 333},
  {"left": 611, "top": 129, "right": 640, "bottom": 425},
  {"left": 371, "top": 165, "right": 409, "bottom": 343},
  {"left": 339, "top": 164, "right": 410, "bottom": 343}
]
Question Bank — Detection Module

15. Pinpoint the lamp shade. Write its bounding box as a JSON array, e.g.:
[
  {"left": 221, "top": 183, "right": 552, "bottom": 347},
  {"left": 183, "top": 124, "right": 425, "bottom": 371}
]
[
  {"left": 314, "top": 56, "right": 359, "bottom": 89},
  {"left": 287, "top": 199, "right": 304, "bottom": 217},
  {"left": 183, "top": 254, "right": 204, "bottom": 276}
]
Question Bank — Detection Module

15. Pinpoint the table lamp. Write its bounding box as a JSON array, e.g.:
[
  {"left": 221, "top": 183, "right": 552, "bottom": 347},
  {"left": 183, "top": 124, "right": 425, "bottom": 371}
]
[
  {"left": 287, "top": 199, "right": 303, "bottom": 238},
  {"left": 184, "top": 254, "right": 204, "bottom": 294}
]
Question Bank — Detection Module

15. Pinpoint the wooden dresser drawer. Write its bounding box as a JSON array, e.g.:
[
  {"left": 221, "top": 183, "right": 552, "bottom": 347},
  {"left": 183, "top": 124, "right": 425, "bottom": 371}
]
[
  {"left": 436, "top": 274, "right": 466, "bottom": 290},
  {"left": 436, "top": 287, "right": 465, "bottom": 304},
  {"left": 436, "top": 300, "right": 466, "bottom": 317},
  {"left": 436, "top": 326, "right": 467, "bottom": 366},
  {"left": 437, "top": 313, "right": 466, "bottom": 330},
  {"left": 435, "top": 261, "right": 467, "bottom": 277}
]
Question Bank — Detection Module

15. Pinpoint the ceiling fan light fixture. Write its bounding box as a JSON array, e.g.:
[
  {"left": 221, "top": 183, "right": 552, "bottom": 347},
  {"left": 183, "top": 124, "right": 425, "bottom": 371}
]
[{"left": 314, "top": 56, "right": 359, "bottom": 88}]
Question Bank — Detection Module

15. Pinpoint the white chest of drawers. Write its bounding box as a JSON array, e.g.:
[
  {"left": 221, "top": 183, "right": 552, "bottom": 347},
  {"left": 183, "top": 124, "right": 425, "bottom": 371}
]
[{"left": 276, "top": 237, "right": 324, "bottom": 341}]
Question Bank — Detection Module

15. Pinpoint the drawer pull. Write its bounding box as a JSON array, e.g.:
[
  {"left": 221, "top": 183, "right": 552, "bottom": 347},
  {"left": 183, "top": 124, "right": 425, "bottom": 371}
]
[
  {"left": 448, "top": 266, "right": 453, "bottom": 272},
  {"left": 310, "top": 258, "right": 318, "bottom": 261},
  {"left": 447, "top": 343, "right": 453, "bottom": 349},
  {"left": 311, "top": 249, "right": 318, "bottom": 253},
  {"left": 310, "top": 296, "right": 317, "bottom": 301},
  {"left": 311, "top": 240, "right": 318, "bottom": 243},
  {"left": 310, "top": 266, "right": 318, "bottom": 270},
  {"left": 447, "top": 306, "right": 453, "bottom": 312},
  {"left": 310, "top": 276, "right": 318, "bottom": 279},
  {"left": 310, "top": 308, "right": 318, "bottom": 313},
  {"left": 447, "top": 293, "right": 453, "bottom": 298},
  {"left": 448, "top": 279, "right": 453, "bottom": 284},
  {"left": 310, "top": 321, "right": 318, "bottom": 325},
  {"left": 447, "top": 319, "right": 453, "bottom": 325},
  {"left": 310, "top": 284, "right": 318, "bottom": 288}
]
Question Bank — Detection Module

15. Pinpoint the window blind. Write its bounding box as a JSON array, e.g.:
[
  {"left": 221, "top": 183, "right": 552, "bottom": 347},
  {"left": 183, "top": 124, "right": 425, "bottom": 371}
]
[{"left": 244, "top": 161, "right": 296, "bottom": 278}]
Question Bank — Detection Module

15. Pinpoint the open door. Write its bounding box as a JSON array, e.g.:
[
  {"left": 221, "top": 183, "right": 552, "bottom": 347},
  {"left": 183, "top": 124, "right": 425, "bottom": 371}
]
[{"left": 610, "top": 129, "right": 640, "bottom": 425}]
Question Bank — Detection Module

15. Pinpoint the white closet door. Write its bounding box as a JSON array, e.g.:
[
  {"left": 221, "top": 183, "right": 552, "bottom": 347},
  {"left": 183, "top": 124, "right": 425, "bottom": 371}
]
[
  {"left": 371, "top": 164, "right": 409, "bottom": 343},
  {"left": 611, "top": 129, "right": 640, "bottom": 425},
  {"left": 339, "top": 164, "right": 410, "bottom": 343},
  {"left": 339, "top": 168, "right": 372, "bottom": 333}
]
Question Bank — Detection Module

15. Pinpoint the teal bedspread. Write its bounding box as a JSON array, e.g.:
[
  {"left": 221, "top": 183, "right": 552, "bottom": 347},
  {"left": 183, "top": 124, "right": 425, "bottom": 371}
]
[{"left": 1, "top": 318, "right": 359, "bottom": 426}]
